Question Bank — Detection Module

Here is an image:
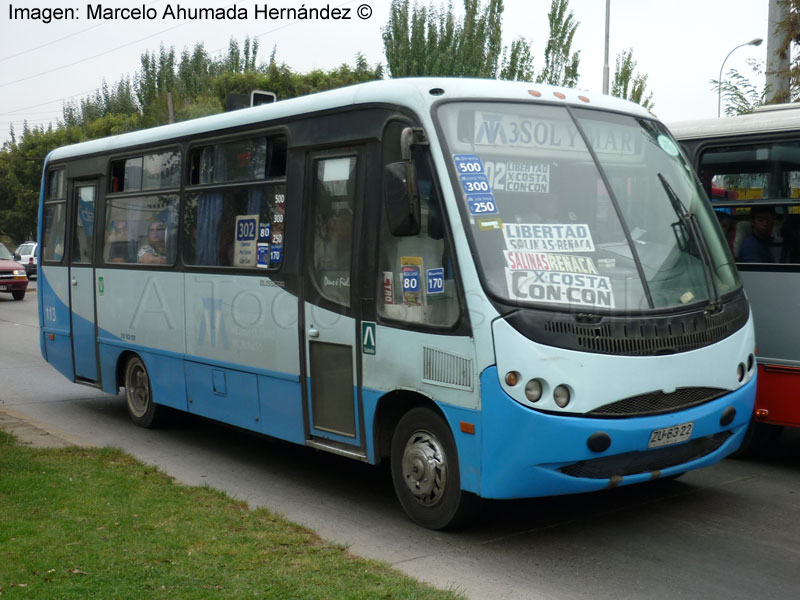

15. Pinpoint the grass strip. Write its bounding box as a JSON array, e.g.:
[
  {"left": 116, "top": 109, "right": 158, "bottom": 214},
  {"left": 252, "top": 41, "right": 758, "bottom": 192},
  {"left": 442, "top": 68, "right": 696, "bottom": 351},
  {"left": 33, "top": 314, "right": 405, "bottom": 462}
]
[{"left": 0, "top": 430, "right": 462, "bottom": 599}]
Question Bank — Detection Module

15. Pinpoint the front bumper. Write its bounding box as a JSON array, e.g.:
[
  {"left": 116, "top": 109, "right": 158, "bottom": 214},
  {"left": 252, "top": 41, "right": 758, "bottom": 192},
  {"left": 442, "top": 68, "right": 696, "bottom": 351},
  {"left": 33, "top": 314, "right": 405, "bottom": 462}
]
[
  {"left": 477, "top": 366, "right": 756, "bottom": 499},
  {"left": 0, "top": 277, "right": 28, "bottom": 293}
]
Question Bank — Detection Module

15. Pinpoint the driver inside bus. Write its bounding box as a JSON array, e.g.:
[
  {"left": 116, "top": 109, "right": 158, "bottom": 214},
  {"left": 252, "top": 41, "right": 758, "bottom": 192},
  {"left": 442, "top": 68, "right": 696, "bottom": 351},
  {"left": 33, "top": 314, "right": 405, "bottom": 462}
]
[{"left": 137, "top": 219, "right": 168, "bottom": 264}]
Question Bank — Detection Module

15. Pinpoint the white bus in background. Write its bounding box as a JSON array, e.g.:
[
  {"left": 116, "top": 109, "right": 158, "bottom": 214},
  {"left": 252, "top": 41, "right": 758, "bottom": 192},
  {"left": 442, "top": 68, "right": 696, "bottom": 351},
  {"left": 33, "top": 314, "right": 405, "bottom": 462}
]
[
  {"left": 671, "top": 104, "right": 800, "bottom": 449},
  {"left": 38, "top": 78, "right": 756, "bottom": 529}
]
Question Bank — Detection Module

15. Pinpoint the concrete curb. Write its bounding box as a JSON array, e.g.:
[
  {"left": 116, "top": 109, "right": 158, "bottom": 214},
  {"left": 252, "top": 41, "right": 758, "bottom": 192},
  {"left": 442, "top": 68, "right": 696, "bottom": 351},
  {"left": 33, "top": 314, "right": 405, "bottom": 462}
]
[{"left": 0, "top": 407, "right": 93, "bottom": 449}]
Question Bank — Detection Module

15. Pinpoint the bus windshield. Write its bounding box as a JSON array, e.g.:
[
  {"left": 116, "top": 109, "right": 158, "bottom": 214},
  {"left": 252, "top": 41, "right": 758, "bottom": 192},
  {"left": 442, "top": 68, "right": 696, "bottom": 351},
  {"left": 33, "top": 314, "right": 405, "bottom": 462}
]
[{"left": 437, "top": 102, "right": 740, "bottom": 312}]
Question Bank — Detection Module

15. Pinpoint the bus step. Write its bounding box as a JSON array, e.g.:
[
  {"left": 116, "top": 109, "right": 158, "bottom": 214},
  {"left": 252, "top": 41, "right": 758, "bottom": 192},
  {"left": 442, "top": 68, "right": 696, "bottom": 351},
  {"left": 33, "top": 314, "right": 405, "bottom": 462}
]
[
  {"left": 307, "top": 439, "right": 369, "bottom": 462},
  {"left": 74, "top": 376, "right": 102, "bottom": 389}
]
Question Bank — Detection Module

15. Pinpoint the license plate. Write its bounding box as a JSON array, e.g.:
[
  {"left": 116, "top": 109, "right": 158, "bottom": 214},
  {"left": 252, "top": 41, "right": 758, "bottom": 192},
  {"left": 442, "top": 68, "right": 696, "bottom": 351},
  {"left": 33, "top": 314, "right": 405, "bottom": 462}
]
[
  {"left": 648, "top": 422, "right": 693, "bottom": 448},
  {"left": 0, "top": 285, "right": 6, "bottom": 290}
]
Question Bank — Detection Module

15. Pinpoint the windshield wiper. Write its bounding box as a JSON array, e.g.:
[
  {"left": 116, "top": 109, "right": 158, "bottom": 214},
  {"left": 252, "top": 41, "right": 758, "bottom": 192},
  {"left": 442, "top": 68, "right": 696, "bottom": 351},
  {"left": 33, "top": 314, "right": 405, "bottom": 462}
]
[{"left": 657, "top": 173, "right": 721, "bottom": 312}]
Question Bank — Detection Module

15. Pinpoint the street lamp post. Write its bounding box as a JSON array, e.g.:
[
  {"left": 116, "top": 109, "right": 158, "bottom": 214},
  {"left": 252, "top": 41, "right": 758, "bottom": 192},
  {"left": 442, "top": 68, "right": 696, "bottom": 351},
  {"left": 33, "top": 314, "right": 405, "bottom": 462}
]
[{"left": 718, "top": 38, "right": 763, "bottom": 117}]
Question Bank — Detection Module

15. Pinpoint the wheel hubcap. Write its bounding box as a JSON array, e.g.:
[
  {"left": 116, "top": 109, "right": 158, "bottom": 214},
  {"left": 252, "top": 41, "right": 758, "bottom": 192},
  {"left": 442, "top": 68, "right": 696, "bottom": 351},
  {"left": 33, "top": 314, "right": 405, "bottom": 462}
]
[
  {"left": 126, "top": 363, "right": 149, "bottom": 418},
  {"left": 402, "top": 429, "right": 447, "bottom": 506}
]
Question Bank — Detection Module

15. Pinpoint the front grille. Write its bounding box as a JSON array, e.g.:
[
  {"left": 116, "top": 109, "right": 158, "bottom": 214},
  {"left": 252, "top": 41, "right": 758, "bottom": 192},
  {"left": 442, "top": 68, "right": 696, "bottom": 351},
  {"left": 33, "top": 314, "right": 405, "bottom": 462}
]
[
  {"left": 588, "top": 387, "right": 728, "bottom": 417},
  {"left": 560, "top": 432, "right": 732, "bottom": 479},
  {"left": 505, "top": 292, "right": 749, "bottom": 356}
]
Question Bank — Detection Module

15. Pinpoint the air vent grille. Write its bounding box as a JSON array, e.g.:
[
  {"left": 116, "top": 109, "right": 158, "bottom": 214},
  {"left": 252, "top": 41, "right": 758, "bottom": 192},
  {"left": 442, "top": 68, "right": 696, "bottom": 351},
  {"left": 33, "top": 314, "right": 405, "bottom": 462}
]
[
  {"left": 422, "top": 347, "right": 473, "bottom": 391},
  {"left": 589, "top": 387, "right": 728, "bottom": 417}
]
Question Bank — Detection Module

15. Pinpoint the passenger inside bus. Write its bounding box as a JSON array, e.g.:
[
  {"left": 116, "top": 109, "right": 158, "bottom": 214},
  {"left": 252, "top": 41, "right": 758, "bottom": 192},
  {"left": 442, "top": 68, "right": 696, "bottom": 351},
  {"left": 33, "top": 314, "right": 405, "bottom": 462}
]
[
  {"left": 137, "top": 219, "right": 169, "bottom": 264},
  {"left": 738, "top": 206, "right": 776, "bottom": 263}
]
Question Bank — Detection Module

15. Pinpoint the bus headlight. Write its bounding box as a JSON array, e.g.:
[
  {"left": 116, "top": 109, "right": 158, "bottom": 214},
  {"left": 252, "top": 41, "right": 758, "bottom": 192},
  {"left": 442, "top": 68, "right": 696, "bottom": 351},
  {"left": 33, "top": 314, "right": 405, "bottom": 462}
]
[
  {"left": 737, "top": 363, "right": 745, "bottom": 383},
  {"left": 747, "top": 354, "right": 755, "bottom": 373},
  {"left": 524, "top": 379, "right": 543, "bottom": 402},
  {"left": 554, "top": 385, "right": 571, "bottom": 408}
]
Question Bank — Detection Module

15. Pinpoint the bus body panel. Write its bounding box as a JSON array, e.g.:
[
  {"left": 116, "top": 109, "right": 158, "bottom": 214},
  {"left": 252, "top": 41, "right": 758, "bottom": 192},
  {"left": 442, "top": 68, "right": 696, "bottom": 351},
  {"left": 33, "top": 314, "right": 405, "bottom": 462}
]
[
  {"left": 479, "top": 366, "right": 755, "bottom": 499},
  {"left": 69, "top": 264, "right": 98, "bottom": 380},
  {"left": 96, "top": 270, "right": 186, "bottom": 355},
  {"left": 39, "top": 266, "right": 74, "bottom": 381},
  {"left": 185, "top": 361, "right": 261, "bottom": 430},
  {"left": 361, "top": 324, "right": 481, "bottom": 410},
  {"left": 754, "top": 364, "right": 800, "bottom": 427},
  {"left": 740, "top": 270, "right": 800, "bottom": 367},
  {"left": 184, "top": 273, "right": 300, "bottom": 376}
]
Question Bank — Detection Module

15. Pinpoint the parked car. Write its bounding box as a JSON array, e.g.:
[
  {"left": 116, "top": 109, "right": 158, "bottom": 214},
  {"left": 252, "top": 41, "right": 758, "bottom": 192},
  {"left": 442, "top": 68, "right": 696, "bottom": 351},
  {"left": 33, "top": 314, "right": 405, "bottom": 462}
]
[
  {"left": 0, "top": 243, "right": 29, "bottom": 300},
  {"left": 14, "top": 241, "right": 37, "bottom": 278}
]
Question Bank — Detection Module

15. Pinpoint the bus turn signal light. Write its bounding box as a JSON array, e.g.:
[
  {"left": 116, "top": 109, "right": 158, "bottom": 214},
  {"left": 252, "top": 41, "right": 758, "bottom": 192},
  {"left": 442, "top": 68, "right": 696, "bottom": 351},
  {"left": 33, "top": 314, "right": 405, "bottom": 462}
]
[
  {"left": 460, "top": 421, "right": 475, "bottom": 435},
  {"left": 755, "top": 409, "right": 769, "bottom": 419}
]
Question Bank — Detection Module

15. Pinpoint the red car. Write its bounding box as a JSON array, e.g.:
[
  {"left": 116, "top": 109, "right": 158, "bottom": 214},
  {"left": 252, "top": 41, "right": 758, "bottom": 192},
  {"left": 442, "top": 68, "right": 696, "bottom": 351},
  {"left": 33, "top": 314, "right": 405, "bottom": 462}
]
[{"left": 0, "top": 242, "right": 29, "bottom": 300}]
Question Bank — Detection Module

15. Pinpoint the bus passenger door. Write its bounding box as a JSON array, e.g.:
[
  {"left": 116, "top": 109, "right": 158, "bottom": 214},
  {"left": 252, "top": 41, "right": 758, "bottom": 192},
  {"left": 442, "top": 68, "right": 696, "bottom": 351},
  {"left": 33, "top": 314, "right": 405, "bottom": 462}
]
[
  {"left": 301, "top": 151, "right": 365, "bottom": 452},
  {"left": 68, "top": 181, "right": 99, "bottom": 382}
]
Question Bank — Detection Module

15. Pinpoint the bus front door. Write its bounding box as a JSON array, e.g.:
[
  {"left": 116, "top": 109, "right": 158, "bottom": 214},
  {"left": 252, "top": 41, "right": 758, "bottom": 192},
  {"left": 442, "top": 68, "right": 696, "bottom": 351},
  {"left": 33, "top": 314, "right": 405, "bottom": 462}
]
[
  {"left": 68, "top": 181, "right": 99, "bottom": 382},
  {"left": 302, "top": 152, "right": 365, "bottom": 452}
]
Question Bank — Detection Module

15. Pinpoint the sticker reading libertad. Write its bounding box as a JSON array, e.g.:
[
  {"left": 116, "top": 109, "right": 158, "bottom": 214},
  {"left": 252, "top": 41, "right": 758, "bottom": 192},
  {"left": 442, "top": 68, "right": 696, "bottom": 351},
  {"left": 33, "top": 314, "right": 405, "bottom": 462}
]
[{"left": 503, "top": 223, "right": 595, "bottom": 253}]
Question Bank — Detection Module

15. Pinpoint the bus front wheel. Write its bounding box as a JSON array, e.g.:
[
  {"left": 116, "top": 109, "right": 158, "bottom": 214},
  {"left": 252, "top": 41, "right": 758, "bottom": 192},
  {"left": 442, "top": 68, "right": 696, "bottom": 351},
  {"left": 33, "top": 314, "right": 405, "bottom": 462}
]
[
  {"left": 390, "top": 407, "right": 478, "bottom": 529},
  {"left": 124, "top": 355, "right": 165, "bottom": 428}
]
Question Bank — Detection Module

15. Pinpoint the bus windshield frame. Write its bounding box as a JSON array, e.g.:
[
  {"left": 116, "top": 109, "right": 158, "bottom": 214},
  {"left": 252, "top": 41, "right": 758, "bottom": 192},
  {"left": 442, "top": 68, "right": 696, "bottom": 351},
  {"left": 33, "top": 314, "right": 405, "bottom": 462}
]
[{"left": 435, "top": 100, "right": 741, "bottom": 315}]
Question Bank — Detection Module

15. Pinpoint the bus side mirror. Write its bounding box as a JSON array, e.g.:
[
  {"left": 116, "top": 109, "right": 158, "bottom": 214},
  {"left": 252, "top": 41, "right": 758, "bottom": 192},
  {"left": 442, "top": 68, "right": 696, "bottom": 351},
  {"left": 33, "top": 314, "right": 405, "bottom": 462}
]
[{"left": 383, "top": 162, "right": 420, "bottom": 236}]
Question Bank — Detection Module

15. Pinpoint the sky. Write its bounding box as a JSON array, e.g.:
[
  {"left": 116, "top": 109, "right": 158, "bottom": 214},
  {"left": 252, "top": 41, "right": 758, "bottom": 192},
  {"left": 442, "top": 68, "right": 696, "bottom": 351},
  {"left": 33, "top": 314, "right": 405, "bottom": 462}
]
[{"left": 0, "top": 0, "right": 773, "bottom": 146}]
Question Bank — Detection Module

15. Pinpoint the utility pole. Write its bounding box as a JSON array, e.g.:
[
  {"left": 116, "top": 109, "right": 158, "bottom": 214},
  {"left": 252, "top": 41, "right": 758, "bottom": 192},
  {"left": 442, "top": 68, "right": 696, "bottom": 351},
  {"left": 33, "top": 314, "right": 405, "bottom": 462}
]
[
  {"left": 603, "top": 0, "right": 610, "bottom": 94},
  {"left": 766, "top": 0, "right": 790, "bottom": 104}
]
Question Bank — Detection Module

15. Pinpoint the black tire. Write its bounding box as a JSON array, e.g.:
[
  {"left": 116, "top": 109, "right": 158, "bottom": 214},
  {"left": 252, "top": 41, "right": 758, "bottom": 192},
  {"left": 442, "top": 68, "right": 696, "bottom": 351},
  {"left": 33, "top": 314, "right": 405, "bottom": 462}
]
[
  {"left": 730, "top": 418, "right": 783, "bottom": 458},
  {"left": 124, "top": 355, "right": 166, "bottom": 428},
  {"left": 390, "top": 407, "right": 479, "bottom": 529},
  {"left": 11, "top": 290, "right": 24, "bottom": 301}
]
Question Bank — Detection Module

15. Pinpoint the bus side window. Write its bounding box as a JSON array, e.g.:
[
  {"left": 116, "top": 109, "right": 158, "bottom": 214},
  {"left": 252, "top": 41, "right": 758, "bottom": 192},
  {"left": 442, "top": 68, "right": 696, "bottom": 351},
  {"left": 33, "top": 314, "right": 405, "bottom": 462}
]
[{"left": 377, "top": 124, "right": 459, "bottom": 327}]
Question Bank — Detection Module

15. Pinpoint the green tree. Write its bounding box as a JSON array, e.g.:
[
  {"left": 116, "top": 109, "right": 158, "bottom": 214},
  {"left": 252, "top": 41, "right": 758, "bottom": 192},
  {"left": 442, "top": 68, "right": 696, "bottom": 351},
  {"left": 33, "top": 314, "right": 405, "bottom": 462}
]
[
  {"left": 774, "top": 0, "right": 800, "bottom": 102},
  {"left": 536, "top": 0, "right": 580, "bottom": 87},
  {"left": 382, "top": 0, "right": 533, "bottom": 80},
  {"left": 713, "top": 61, "right": 768, "bottom": 116},
  {"left": 0, "top": 125, "right": 85, "bottom": 244},
  {"left": 4, "top": 38, "right": 384, "bottom": 242},
  {"left": 611, "top": 48, "right": 654, "bottom": 110}
]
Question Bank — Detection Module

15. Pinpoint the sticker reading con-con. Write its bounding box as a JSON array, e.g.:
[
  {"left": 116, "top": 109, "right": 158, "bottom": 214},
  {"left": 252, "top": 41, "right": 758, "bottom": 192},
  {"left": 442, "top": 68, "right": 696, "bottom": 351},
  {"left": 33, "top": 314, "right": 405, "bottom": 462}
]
[
  {"left": 503, "top": 223, "right": 595, "bottom": 253},
  {"left": 505, "top": 269, "right": 615, "bottom": 309}
]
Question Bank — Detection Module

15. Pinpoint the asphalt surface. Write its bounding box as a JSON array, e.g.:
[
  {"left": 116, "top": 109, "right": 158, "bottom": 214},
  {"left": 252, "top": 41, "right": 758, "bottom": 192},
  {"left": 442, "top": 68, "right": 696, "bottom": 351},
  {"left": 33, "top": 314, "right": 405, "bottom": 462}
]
[{"left": 2, "top": 291, "right": 800, "bottom": 599}]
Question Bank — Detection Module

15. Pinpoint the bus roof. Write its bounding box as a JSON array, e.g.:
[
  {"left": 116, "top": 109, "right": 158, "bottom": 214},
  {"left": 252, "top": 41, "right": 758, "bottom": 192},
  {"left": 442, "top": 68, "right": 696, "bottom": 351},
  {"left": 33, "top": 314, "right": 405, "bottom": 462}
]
[
  {"left": 48, "top": 77, "right": 653, "bottom": 162},
  {"left": 668, "top": 104, "right": 800, "bottom": 141}
]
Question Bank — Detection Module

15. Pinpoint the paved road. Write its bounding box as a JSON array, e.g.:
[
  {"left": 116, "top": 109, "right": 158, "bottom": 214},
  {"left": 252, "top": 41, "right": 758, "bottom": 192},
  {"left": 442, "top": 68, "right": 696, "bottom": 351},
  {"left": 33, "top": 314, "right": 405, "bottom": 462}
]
[{"left": 2, "top": 293, "right": 800, "bottom": 599}]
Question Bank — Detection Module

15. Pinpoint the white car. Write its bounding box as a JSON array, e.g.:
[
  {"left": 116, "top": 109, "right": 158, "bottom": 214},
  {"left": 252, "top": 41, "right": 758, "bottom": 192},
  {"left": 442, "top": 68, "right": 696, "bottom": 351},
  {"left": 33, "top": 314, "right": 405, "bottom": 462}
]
[{"left": 14, "top": 242, "right": 37, "bottom": 279}]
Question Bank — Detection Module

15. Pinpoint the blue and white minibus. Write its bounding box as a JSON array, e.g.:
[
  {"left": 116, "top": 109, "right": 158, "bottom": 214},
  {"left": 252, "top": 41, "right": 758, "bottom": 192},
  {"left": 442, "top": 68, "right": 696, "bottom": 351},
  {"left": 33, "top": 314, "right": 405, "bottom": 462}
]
[{"left": 38, "top": 78, "right": 756, "bottom": 528}]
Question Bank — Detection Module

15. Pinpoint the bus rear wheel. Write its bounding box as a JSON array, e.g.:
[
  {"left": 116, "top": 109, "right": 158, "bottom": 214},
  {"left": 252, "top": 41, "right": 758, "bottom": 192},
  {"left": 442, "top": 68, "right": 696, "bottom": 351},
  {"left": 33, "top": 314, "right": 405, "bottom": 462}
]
[
  {"left": 390, "top": 407, "right": 478, "bottom": 529},
  {"left": 124, "top": 355, "right": 165, "bottom": 428}
]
